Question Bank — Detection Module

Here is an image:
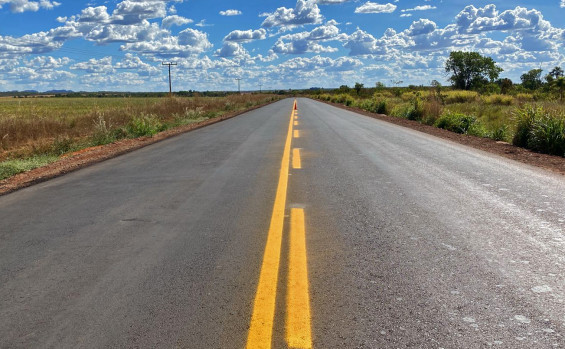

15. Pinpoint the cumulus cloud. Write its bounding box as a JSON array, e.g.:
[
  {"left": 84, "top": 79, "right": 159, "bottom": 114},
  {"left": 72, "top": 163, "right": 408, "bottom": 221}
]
[
  {"left": 111, "top": 0, "right": 168, "bottom": 25},
  {"left": 215, "top": 42, "right": 247, "bottom": 57},
  {"left": 355, "top": 2, "right": 397, "bottom": 14},
  {"left": 162, "top": 15, "right": 192, "bottom": 28},
  {"left": 407, "top": 19, "right": 437, "bottom": 36},
  {"left": 262, "top": 0, "right": 323, "bottom": 28},
  {"left": 561, "top": 0, "right": 565, "bottom": 8},
  {"left": 119, "top": 27, "right": 213, "bottom": 57},
  {"left": 25, "top": 56, "right": 71, "bottom": 69},
  {"left": 0, "top": 0, "right": 60, "bottom": 13},
  {"left": 456, "top": 5, "right": 551, "bottom": 34},
  {"left": 223, "top": 29, "right": 266, "bottom": 43},
  {"left": 272, "top": 21, "right": 341, "bottom": 54},
  {"left": 219, "top": 9, "right": 242, "bottom": 16},
  {"left": 316, "top": 0, "right": 350, "bottom": 3},
  {"left": 401, "top": 5, "right": 436, "bottom": 12},
  {"left": 71, "top": 56, "right": 114, "bottom": 74},
  {"left": 276, "top": 55, "right": 363, "bottom": 73}
]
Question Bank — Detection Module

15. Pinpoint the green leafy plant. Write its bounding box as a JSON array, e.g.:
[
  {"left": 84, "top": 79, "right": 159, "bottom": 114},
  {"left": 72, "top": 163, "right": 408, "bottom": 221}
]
[
  {"left": 127, "top": 113, "right": 164, "bottom": 137},
  {"left": 435, "top": 111, "right": 478, "bottom": 134},
  {"left": 527, "top": 115, "right": 565, "bottom": 156}
]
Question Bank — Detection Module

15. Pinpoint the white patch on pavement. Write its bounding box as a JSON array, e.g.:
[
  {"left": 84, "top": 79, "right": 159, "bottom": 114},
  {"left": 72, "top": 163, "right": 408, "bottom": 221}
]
[
  {"left": 514, "top": 315, "right": 531, "bottom": 324},
  {"left": 531, "top": 285, "right": 552, "bottom": 293}
]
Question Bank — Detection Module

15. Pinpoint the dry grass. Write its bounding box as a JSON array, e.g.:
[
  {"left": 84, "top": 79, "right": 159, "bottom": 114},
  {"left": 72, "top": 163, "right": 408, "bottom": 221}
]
[{"left": 0, "top": 94, "right": 279, "bottom": 161}]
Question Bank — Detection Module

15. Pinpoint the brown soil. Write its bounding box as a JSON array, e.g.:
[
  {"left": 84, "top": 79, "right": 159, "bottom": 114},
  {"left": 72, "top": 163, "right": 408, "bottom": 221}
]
[
  {"left": 318, "top": 100, "right": 565, "bottom": 176},
  {"left": 0, "top": 101, "right": 274, "bottom": 196}
]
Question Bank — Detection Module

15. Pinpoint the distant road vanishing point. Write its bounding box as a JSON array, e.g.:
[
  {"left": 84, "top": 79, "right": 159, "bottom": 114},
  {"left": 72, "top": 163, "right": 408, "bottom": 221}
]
[{"left": 1, "top": 98, "right": 565, "bottom": 348}]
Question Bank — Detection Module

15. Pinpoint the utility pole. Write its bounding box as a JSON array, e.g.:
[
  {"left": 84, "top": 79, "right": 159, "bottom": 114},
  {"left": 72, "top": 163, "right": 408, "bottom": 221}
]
[
  {"left": 259, "top": 83, "right": 263, "bottom": 93},
  {"left": 162, "top": 62, "right": 177, "bottom": 96},
  {"left": 236, "top": 78, "right": 242, "bottom": 94}
]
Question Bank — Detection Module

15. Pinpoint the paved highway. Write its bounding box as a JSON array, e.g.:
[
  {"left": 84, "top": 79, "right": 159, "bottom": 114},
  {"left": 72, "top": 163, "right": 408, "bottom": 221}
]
[{"left": 1, "top": 98, "right": 565, "bottom": 348}]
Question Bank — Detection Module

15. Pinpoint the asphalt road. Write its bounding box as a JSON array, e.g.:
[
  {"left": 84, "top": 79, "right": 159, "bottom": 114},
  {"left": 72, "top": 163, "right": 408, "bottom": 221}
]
[{"left": 1, "top": 98, "right": 565, "bottom": 348}]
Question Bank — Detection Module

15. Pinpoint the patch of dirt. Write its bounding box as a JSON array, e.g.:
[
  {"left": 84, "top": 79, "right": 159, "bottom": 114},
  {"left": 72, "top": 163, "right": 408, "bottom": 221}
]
[
  {"left": 317, "top": 99, "right": 565, "bottom": 176},
  {"left": 0, "top": 101, "right": 276, "bottom": 196}
]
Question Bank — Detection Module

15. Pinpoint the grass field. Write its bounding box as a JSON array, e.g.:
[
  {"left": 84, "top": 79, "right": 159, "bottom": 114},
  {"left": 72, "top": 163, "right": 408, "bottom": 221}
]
[{"left": 0, "top": 94, "right": 280, "bottom": 180}]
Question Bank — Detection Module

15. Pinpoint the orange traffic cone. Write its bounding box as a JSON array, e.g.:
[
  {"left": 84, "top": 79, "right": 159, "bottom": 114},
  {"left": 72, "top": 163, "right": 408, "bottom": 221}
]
[{"left": 293, "top": 100, "right": 297, "bottom": 110}]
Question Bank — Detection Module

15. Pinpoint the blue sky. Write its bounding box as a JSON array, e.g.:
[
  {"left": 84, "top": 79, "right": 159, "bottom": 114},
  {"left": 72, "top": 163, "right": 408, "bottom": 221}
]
[{"left": 0, "top": 0, "right": 564, "bottom": 92}]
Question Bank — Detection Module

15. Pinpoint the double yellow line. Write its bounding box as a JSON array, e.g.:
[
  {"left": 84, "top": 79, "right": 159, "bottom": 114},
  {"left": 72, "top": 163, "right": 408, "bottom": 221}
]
[{"left": 246, "top": 100, "right": 312, "bottom": 349}]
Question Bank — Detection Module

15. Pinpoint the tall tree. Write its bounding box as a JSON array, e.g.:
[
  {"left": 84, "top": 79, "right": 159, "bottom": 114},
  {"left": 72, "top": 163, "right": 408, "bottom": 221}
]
[
  {"left": 354, "top": 82, "right": 364, "bottom": 96},
  {"left": 521, "top": 69, "right": 543, "bottom": 90},
  {"left": 555, "top": 77, "right": 565, "bottom": 101},
  {"left": 445, "top": 51, "right": 503, "bottom": 90},
  {"left": 549, "top": 66, "right": 564, "bottom": 79}
]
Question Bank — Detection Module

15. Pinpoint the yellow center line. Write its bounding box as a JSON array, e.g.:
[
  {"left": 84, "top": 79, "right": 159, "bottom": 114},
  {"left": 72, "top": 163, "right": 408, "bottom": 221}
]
[
  {"left": 294, "top": 130, "right": 300, "bottom": 138},
  {"left": 246, "top": 101, "right": 296, "bottom": 349},
  {"left": 292, "top": 148, "right": 302, "bottom": 170},
  {"left": 286, "top": 208, "right": 312, "bottom": 349},
  {"left": 294, "top": 121, "right": 299, "bottom": 126}
]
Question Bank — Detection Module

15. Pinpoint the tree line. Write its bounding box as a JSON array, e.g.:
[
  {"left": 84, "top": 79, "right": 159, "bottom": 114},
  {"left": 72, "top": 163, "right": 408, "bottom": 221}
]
[{"left": 444, "top": 51, "right": 564, "bottom": 99}]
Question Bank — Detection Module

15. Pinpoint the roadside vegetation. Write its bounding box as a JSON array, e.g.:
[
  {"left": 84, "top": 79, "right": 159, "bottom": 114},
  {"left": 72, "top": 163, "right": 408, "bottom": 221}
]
[
  {"left": 310, "top": 51, "right": 565, "bottom": 158},
  {"left": 0, "top": 94, "right": 280, "bottom": 180}
]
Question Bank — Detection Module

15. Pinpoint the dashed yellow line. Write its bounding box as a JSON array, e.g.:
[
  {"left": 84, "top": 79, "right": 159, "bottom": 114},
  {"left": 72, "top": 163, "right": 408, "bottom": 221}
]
[
  {"left": 294, "top": 121, "right": 299, "bottom": 126},
  {"left": 292, "top": 148, "right": 302, "bottom": 169},
  {"left": 246, "top": 101, "right": 295, "bottom": 349},
  {"left": 286, "top": 208, "right": 312, "bottom": 349},
  {"left": 294, "top": 130, "right": 300, "bottom": 138}
]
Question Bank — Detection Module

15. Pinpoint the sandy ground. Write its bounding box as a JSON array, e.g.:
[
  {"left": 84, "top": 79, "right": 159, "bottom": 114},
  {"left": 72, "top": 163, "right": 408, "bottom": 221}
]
[{"left": 1, "top": 98, "right": 564, "bottom": 196}]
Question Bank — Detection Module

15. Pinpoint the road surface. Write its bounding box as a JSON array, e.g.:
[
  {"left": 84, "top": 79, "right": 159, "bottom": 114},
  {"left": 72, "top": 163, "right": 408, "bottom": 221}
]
[{"left": 1, "top": 98, "right": 565, "bottom": 348}]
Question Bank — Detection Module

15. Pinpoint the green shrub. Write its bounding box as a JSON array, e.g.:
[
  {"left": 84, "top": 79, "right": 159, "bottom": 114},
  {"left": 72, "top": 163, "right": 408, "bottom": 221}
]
[
  {"left": 0, "top": 155, "right": 58, "bottom": 180},
  {"left": 512, "top": 105, "right": 541, "bottom": 147},
  {"left": 482, "top": 94, "right": 513, "bottom": 106},
  {"left": 528, "top": 115, "right": 565, "bottom": 156},
  {"left": 443, "top": 90, "right": 479, "bottom": 104},
  {"left": 374, "top": 99, "right": 388, "bottom": 114},
  {"left": 515, "top": 93, "right": 534, "bottom": 102},
  {"left": 390, "top": 99, "right": 423, "bottom": 120},
  {"left": 51, "top": 136, "right": 75, "bottom": 155},
  {"left": 127, "top": 113, "right": 164, "bottom": 137},
  {"left": 435, "top": 111, "right": 478, "bottom": 134},
  {"left": 512, "top": 105, "right": 565, "bottom": 156},
  {"left": 489, "top": 125, "right": 508, "bottom": 141}
]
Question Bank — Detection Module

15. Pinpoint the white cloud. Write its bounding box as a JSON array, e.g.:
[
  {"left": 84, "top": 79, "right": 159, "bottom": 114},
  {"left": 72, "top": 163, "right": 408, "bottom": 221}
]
[
  {"left": 223, "top": 29, "right": 266, "bottom": 43},
  {"left": 277, "top": 55, "right": 362, "bottom": 72},
  {"left": 401, "top": 5, "right": 436, "bottom": 12},
  {"left": 561, "top": 0, "right": 565, "bottom": 8},
  {"left": 219, "top": 9, "right": 242, "bottom": 16},
  {"left": 195, "top": 19, "right": 213, "bottom": 27},
  {"left": 456, "top": 5, "right": 552, "bottom": 34},
  {"left": 25, "top": 56, "right": 71, "bottom": 69},
  {"left": 120, "top": 27, "right": 213, "bottom": 58},
  {"left": 215, "top": 42, "right": 247, "bottom": 57},
  {"left": 261, "top": 0, "right": 323, "bottom": 28},
  {"left": 272, "top": 22, "right": 341, "bottom": 54},
  {"left": 111, "top": 0, "right": 168, "bottom": 25},
  {"left": 407, "top": 19, "right": 437, "bottom": 36},
  {"left": 316, "top": 0, "right": 350, "bottom": 3},
  {"left": 0, "top": 0, "right": 60, "bottom": 13},
  {"left": 355, "top": 2, "right": 397, "bottom": 14},
  {"left": 71, "top": 56, "right": 115, "bottom": 74},
  {"left": 162, "top": 15, "right": 192, "bottom": 28}
]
